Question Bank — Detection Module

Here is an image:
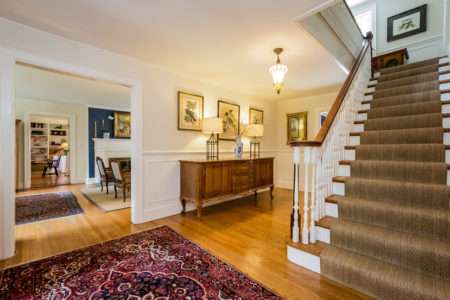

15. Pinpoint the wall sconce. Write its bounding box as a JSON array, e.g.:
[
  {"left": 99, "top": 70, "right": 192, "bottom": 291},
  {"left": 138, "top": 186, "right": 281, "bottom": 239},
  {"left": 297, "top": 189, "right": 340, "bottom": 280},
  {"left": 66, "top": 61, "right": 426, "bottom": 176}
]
[{"left": 202, "top": 117, "right": 223, "bottom": 160}]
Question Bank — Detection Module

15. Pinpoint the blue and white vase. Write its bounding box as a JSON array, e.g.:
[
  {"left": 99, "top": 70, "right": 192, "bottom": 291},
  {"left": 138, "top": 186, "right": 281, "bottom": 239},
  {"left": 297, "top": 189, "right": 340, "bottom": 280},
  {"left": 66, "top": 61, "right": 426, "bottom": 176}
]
[{"left": 234, "top": 135, "right": 243, "bottom": 159}]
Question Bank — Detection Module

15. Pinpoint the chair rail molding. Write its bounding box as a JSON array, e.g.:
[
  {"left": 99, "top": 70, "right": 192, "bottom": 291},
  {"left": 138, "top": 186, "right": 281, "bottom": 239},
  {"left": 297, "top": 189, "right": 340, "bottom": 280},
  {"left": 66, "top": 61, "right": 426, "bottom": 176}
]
[{"left": 0, "top": 45, "right": 144, "bottom": 260}]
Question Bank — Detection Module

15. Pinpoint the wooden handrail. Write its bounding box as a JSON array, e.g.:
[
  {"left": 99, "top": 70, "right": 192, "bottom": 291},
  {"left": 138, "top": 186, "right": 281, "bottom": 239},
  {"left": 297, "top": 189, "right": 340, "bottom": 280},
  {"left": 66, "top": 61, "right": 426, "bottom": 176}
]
[{"left": 290, "top": 32, "right": 373, "bottom": 147}]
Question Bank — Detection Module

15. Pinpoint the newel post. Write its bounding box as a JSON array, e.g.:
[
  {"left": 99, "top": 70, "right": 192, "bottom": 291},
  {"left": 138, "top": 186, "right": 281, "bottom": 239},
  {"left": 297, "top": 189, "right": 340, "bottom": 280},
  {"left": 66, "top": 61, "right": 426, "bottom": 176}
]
[
  {"left": 291, "top": 147, "right": 301, "bottom": 243},
  {"left": 303, "top": 147, "right": 311, "bottom": 244}
]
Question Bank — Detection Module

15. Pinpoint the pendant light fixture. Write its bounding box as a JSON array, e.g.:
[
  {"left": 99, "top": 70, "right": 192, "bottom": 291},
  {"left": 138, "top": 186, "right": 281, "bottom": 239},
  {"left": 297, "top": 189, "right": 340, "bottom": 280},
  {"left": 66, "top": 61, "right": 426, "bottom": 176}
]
[{"left": 269, "top": 48, "right": 288, "bottom": 95}]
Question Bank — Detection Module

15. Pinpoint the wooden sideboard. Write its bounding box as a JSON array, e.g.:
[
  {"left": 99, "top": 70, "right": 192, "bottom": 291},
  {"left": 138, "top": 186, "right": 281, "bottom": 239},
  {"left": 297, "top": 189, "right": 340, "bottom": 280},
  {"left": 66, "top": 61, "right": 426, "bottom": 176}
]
[{"left": 180, "top": 157, "right": 274, "bottom": 218}]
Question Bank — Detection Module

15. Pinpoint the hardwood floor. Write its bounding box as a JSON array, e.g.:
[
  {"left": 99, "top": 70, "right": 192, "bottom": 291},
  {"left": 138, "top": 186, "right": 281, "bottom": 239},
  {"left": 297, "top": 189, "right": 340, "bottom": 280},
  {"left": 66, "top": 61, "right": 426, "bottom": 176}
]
[
  {"left": 30, "top": 170, "right": 70, "bottom": 188},
  {"left": 3, "top": 184, "right": 371, "bottom": 300}
]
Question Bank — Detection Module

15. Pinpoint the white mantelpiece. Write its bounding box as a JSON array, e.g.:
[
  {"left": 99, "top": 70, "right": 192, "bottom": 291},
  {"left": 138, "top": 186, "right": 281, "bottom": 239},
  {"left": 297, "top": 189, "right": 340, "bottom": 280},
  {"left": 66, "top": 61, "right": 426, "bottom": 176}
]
[{"left": 92, "top": 138, "right": 131, "bottom": 182}]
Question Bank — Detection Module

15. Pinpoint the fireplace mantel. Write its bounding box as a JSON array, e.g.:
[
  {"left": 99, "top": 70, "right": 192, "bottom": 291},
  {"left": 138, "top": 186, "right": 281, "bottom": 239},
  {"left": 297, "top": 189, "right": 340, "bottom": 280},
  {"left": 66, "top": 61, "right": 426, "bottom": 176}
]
[{"left": 92, "top": 138, "right": 131, "bottom": 182}]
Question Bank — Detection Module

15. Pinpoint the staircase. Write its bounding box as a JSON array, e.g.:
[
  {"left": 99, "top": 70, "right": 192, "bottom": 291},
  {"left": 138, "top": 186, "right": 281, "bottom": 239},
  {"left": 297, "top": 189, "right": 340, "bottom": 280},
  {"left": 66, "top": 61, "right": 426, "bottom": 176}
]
[{"left": 296, "top": 57, "right": 450, "bottom": 299}]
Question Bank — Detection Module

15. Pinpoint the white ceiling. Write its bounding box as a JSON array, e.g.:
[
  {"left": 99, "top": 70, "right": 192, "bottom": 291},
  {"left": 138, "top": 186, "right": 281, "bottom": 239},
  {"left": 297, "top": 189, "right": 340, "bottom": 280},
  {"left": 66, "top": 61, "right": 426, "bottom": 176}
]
[
  {"left": 15, "top": 64, "right": 131, "bottom": 108},
  {"left": 0, "top": 0, "right": 347, "bottom": 101}
]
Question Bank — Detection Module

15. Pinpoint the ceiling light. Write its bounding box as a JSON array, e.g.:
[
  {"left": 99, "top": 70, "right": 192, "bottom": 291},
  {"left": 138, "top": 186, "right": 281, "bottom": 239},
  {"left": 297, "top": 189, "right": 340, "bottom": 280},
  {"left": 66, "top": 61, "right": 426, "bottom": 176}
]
[{"left": 269, "top": 48, "right": 288, "bottom": 95}]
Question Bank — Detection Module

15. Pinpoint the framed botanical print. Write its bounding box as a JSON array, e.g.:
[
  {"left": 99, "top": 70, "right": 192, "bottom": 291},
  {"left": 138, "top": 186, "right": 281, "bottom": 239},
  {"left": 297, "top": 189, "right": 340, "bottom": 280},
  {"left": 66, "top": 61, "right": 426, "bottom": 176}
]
[
  {"left": 387, "top": 5, "right": 426, "bottom": 42},
  {"left": 114, "top": 112, "right": 131, "bottom": 138},
  {"left": 218, "top": 100, "right": 240, "bottom": 141},
  {"left": 249, "top": 108, "right": 264, "bottom": 124},
  {"left": 286, "top": 111, "right": 307, "bottom": 145},
  {"left": 178, "top": 91, "right": 204, "bottom": 131}
]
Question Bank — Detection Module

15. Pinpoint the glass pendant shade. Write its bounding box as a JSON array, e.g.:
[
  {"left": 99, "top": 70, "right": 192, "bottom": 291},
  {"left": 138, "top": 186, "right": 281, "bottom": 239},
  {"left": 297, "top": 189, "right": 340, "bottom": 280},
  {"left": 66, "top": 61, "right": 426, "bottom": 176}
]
[{"left": 269, "top": 48, "right": 288, "bottom": 94}]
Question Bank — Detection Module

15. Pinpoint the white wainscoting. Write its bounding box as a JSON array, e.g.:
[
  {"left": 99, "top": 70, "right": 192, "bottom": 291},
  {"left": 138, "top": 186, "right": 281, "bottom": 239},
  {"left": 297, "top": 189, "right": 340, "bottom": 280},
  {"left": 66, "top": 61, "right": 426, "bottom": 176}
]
[
  {"left": 377, "top": 35, "right": 445, "bottom": 63},
  {"left": 140, "top": 150, "right": 278, "bottom": 222}
]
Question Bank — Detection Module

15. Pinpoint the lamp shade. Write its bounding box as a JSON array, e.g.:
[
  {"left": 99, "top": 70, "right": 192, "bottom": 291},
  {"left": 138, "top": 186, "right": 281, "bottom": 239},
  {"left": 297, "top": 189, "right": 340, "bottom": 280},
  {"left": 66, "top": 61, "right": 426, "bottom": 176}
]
[
  {"left": 202, "top": 117, "right": 223, "bottom": 134},
  {"left": 245, "top": 124, "right": 264, "bottom": 137}
]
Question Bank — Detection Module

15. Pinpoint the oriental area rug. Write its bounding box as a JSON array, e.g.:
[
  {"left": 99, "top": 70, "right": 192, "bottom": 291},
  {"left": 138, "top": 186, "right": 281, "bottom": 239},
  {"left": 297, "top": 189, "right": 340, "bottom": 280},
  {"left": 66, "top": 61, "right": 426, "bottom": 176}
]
[
  {"left": 15, "top": 191, "right": 84, "bottom": 225},
  {"left": 0, "top": 226, "right": 284, "bottom": 299}
]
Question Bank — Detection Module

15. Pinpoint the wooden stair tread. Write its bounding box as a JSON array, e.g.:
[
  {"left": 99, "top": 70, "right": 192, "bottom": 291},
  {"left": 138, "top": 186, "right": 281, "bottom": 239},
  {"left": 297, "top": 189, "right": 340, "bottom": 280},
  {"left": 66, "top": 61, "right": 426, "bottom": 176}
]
[
  {"left": 345, "top": 145, "right": 450, "bottom": 150},
  {"left": 325, "top": 194, "right": 343, "bottom": 204},
  {"left": 285, "top": 237, "right": 328, "bottom": 257},
  {"left": 315, "top": 216, "right": 337, "bottom": 229},
  {"left": 332, "top": 176, "right": 346, "bottom": 183}
]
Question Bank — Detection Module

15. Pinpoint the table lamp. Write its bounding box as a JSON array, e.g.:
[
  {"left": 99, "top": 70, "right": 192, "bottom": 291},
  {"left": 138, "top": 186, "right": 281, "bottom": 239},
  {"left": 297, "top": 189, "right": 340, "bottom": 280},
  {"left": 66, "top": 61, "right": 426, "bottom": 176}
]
[
  {"left": 246, "top": 124, "right": 264, "bottom": 158},
  {"left": 202, "top": 117, "right": 223, "bottom": 160}
]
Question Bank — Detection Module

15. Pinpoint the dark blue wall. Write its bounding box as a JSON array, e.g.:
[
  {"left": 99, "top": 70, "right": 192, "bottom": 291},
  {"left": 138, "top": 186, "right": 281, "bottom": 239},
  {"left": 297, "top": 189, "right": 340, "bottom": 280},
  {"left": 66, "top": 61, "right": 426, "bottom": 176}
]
[{"left": 88, "top": 107, "right": 130, "bottom": 178}]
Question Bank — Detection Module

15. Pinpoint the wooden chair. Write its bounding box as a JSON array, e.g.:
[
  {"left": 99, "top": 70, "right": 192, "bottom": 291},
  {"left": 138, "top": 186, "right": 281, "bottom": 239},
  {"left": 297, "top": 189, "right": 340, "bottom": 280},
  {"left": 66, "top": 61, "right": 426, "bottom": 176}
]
[
  {"left": 96, "top": 156, "right": 114, "bottom": 194},
  {"left": 110, "top": 161, "right": 131, "bottom": 202},
  {"left": 42, "top": 155, "right": 62, "bottom": 177}
]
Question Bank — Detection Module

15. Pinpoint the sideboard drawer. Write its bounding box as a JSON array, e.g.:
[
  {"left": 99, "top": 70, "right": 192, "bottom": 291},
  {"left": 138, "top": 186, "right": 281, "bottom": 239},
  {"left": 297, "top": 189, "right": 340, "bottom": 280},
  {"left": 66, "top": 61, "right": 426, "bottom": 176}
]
[
  {"left": 232, "top": 173, "right": 250, "bottom": 184},
  {"left": 233, "top": 182, "right": 250, "bottom": 193},
  {"left": 232, "top": 161, "right": 251, "bottom": 173}
]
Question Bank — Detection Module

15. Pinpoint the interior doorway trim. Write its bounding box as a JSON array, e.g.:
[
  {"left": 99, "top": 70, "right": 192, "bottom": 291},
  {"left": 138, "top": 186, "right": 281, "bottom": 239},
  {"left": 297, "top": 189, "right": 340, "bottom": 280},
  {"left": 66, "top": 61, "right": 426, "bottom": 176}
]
[
  {"left": 23, "top": 111, "right": 76, "bottom": 188},
  {"left": 0, "top": 46, "right": 144, "bottom": 261}
]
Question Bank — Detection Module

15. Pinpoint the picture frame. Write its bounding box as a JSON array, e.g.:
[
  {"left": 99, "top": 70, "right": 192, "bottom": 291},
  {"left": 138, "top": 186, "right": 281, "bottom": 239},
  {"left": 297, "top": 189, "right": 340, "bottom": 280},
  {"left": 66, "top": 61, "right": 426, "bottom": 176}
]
[
  {"left": 249, "top": 107, "right": 264, "bottom": 125},
  {"left": 387, "top": 4, "right": 426, "bottom": 42},
  {"left": 114, "top": 112, "right": 131, "bottom": 138},
  {"left": 178, "top": 91, "right": 204, "bottom": 131},
  {"left": 286, "top": 111, "right": 307, "bottom": 145},
  {"left": 218, "top": 100, "right": 240, "bottom": 141}
]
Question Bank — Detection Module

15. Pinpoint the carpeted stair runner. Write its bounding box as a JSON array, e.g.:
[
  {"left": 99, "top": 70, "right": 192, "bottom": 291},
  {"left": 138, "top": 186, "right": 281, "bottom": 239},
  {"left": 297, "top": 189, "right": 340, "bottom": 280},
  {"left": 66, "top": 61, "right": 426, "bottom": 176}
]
[{"left": 320, "top": 57, "right": 450, "bottom": 299}]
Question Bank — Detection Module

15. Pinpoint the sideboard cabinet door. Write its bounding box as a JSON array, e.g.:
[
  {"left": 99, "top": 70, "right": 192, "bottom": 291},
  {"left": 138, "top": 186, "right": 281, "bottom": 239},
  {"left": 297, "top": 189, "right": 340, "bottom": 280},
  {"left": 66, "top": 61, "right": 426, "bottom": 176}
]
[
  {"left": 201, "top": 162, "right": 232, "bottom": 198},
  {"left": 253, "top": 158, "right": 273, "bottom": 188}
]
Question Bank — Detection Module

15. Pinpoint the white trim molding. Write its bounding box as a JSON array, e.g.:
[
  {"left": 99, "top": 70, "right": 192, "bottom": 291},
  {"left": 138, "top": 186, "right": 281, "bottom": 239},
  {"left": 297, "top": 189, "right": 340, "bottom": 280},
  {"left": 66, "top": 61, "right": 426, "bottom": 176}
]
[{"left": 0, "top": 45, "right": 144, "bottom": 260}]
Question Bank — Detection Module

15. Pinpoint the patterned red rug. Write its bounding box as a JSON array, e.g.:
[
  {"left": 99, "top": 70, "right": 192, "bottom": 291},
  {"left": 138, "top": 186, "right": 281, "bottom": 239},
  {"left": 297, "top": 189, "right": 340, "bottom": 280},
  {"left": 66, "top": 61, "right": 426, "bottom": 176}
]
[
  {"left": 15, "top": 191, "right": 84, "bottom": 225},
  {"left": 0, "top": 226, "right": 283, "bottom": 299}
]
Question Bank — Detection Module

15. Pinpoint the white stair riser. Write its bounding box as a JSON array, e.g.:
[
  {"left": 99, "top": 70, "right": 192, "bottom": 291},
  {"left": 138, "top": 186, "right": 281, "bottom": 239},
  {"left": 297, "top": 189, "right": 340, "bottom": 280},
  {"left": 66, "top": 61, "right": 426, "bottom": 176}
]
[
  {"left": 333, "top": 182, "right": 345, "bottom": 195},
  {"left": 287, "top": 246, "right": 321, "bottom": 274},
  {"left": 337, "top": 166, "right": 450, "bottom": 185},
  {"left": 345, "top": 149, "right": 450, "bottom": 164},
  {"left": 349, "top": 132, "right": 450, "bottom": 146},
  {"left": 315, "top": 226, "right": 330, "bottom": 244},
  {"left": 325, "top": 202, "right": 338, "bottom": 217},
  {"left": 439, "top": 58, "right": 449, "bottom": 64}
]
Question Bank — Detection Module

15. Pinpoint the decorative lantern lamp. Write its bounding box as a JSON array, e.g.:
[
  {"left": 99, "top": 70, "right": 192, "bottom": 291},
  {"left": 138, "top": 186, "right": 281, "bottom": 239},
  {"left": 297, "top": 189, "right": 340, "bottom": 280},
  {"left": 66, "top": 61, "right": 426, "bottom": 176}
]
[
  {"left": 245, "top": 124, "right": 264, "bottom": 158},
  {"left": 202, "top": 117, "right": 223, "bottom": 160}
]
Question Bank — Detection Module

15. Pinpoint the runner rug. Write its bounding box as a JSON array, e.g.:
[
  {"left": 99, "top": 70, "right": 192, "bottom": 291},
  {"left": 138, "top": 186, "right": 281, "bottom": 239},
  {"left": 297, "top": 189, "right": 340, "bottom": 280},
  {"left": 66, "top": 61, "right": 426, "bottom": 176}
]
[
  {"left": 15, "top": 191, "right": 84, "bottom": 225},
  {"left": 0, "top": 226, "right": 283, "bottom": 299}
]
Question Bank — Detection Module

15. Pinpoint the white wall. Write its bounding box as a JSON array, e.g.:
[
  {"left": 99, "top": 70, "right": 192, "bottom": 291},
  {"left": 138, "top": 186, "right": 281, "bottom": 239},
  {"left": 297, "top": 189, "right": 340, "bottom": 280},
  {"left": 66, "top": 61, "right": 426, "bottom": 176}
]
[
  {"left": 15, "top": 97, "right": 88, "bottom": 184},
  {"left": 352, "top": 0, "right": 447, "bottom": 61},
  {"left": 276, "top": 91, "right": 338, "bottom": 189},
  {"left": 0, "top": 18, "right": 278, "bottom": 222}
]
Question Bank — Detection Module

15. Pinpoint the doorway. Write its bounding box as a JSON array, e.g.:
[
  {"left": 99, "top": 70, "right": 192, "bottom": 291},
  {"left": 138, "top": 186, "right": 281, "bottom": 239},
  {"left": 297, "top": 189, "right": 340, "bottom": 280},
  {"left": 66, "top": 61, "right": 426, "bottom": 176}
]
[
  {"left": 0, "top": 47, "right": 144, "bottom": 261},
  {"left": 28, "top": 114, "right": 71, "bottom": 188}
]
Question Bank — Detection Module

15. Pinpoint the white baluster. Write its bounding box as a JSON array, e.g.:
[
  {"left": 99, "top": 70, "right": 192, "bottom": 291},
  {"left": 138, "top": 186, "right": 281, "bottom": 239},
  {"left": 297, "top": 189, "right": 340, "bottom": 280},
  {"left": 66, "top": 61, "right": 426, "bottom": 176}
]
[
  {"left": 310, "top": 147, "right": 318, "bottom": 243},
  {"left": 303, "top": 147, "right": 311, "bottom": 245},
  {"left": 292, "top": 147, "right": 301, "bottom": 243}
]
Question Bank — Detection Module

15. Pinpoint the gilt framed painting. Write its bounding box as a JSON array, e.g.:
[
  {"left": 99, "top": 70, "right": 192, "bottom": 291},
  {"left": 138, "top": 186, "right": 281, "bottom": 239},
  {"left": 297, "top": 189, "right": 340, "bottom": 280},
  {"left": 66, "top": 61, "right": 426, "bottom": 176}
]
[
  {"left": 249, "top": 108, "right": 264, "bottom": 125},
  {"left": 387, "top": 4, "right": 426, "bottom": 42},
  {"left": 218, "top": 100, "right": 240, "bottom": 141},
  {"left": 286, "top": 111, "right": 307, "bottom": 145},
  {"left": 178, "top": 92, "right": 204, "bottom": 131},
  {"left": 114, "top": 112, "right": 131, "bottom": 138}
]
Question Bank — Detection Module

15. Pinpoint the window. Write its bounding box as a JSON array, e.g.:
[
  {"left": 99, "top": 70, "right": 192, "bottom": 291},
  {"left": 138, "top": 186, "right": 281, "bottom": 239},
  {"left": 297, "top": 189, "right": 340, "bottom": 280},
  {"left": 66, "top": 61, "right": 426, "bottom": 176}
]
[{"left": 320, "top": 112, "right": 328, "bottom": 127}]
